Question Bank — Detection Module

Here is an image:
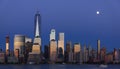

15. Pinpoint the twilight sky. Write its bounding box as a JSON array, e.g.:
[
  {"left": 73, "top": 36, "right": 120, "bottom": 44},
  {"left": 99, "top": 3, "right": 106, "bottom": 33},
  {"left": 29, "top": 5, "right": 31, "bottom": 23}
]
[{"left": 0, "top": 0, "right": 120, "bottom": 52}]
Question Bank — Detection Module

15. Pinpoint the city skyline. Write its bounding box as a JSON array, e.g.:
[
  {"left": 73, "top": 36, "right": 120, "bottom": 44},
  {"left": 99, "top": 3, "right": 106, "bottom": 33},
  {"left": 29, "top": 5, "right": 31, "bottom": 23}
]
[{"left": 0, "top": 0, "right": 120, "bottom": 52}]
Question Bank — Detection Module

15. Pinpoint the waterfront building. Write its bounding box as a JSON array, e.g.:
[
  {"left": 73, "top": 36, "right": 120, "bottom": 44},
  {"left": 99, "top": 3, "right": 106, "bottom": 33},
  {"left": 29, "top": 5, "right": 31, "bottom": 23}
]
[
  {"left": 0, "top": 52, "right": 5, "bottom": 63},
  {"left": 28, "top": 11, "right": 42, "bottom": 64},
  {"left": 113, "top": 48, "right": 119, "bottom": 63},
  {"left": 91, "top": 49, "right": 97, "bottom": 62},
  {"left": 105, "top": 52, "right": 113, "bottom": 63},
  {"left": 100, "top": 47, "right": 106, "bottom": 62},
  {"left": 6, "top": 35, "right": 10, "bottom": 56},
  {"left": 73, "top": 43, "right": 81, "bottom": 63},
  {"left": 83, "top": 44, "right": 86, "bottom": 62},
  {"left": 49, "top": 40, "right": 57, "bottom": 62},
  {"left": 65, "top": 41, "right": 73, "bottom": 63},
  {"left": 58, "top": 33, "right": 64, "bottom": 55},
  {"left": 14, "top": 35, "right": 25, "bottom": 57},
  {"left": 58, "top": 33, "right": 64, "bottom": 62},
  {"left": 88, "top": 45, "right": 92, "bottom": 60},
  {"left": 118, "top": 48, "right": 120, "bottom": 62},
  {"left": 7, "top": 50, "right": 19, "bottom": 63},
  {"left": 44, "top": 45, "right": 49, "bottom": 60},
  {"left": 97, "top": 40, "right": 101, "bottom": 60},
  {"left": 86, "top": 48, "right": 89, "bottom": 62},
  {"left": 32, "top": 11, "right": 41, "bottom": 54},
  {"left": 24, "top": 37, "right": 33, "bottom": 63}
]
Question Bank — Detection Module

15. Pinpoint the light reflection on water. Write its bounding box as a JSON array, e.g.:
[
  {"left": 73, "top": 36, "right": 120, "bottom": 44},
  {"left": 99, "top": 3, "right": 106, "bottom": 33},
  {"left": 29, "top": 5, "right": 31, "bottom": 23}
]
[{"left": 0, "top": 64, "right": 120, "bottom": 69}]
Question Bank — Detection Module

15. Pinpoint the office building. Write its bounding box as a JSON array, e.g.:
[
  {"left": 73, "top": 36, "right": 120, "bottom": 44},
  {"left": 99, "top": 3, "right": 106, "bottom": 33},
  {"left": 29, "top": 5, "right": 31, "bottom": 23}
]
[
  {"left": 97, "top": 40, "right": 100, "bottom": 60},
  {"left": 6, "top": 35, "right": 10, "bottom": 56},
  {"left": 49, "top": 40, "right": 57, "bottom": 62},
  {"left": 113, "top": 48, "right": 119, "bottom": 63},
  {"left": 32, "top": 11, "right": 41, "bottom": 54},
  {"left": 65, "top": 41, "right": 73, "bottom": 63},
  {"left": 0, "top": 52, "right": 5, "bottom": 63},
  {"left": 14, "top": 35, "right": 25, "bottom": 57},
  {"left": 100, "top": 47, "right": 106, "bottom": 61},
  {"left": 73, "top": 43, "right": 81, "bottom": 63},
  {"left": 58, "top": 33, "right": 64, "bottom": 56},
  {"left": 83, "top": 44, "right": 86, "bottom": 62},
  {"left": 44, "top": 45, "right": 49, "bottom": 60},
  {"left": 28, "top": 11, "right": 41, "bottom": 64}
]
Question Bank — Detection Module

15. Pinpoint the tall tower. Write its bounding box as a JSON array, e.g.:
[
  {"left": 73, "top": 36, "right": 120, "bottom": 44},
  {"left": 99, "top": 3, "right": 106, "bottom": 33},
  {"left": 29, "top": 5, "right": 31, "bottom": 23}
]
[
  {"left": 28, "top": 11, "right": 41, "bottom": 64},
  {"left": 34, "top": 11, "right": 41, "bottom": 37},
  {"left": 49, "top": 40, "right": 57, "bottom": 62},
  {"left": 32, "top": 11, "right": 41, "bottom": 54},
  {"left": 6, "top": 36, "right": 10, "bottom": 56},
  {"left": 97, "top": 40, "right": 100, "bottom": 60},
  {"left": 6, "top": 36, "right": 9, "bottom": 51},
  {"left": 58, "top": 33, "right": 64, "bottom": 55},
  {"left": 50, "top": 29, "right": 56, "bottom": 41}
]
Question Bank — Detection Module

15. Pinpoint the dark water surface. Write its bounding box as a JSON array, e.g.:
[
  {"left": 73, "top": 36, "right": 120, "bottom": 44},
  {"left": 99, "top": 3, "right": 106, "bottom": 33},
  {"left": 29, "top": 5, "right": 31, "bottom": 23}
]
[{"left": 0, "top": 64, "right": 119, "bottom": 69}]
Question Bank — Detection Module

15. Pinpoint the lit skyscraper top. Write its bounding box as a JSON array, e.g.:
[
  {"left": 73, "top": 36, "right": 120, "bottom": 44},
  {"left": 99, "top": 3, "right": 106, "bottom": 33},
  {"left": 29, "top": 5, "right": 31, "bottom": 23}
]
[
  {"left": 35, "top": 11, "right": 41, "bottom": 37},
  {"left": 50, "top": 29, "right": 56, "bottom": 41},
  {"left": 59, "top": 33, "right": 64, "bottom": 41}
]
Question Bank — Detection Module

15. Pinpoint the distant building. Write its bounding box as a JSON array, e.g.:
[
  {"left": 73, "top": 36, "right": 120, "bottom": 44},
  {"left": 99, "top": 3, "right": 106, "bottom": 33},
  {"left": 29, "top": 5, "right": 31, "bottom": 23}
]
[
  {"left": 86, "top": 48, "right": 89, "bottom": 62},
  {"left": 105, "top": 52, "right": 113, "bottom": 63},
  {"left": 14, "top": 49, "right": 19, "bottom": 59},
  {"left": 49, "top": 40, "right": 57, "bottom": 62},
  {"left": 65, "top": 41, "right": 73, "bottom": 63},
  {"left": 50, "top": 29, "right": 56, "bottom": 41},
  {"left": 0, "top": 52, "right": 5, "bottom": 63},
  {"left": 44, "top": 45, "right": 49, "bottom": 60},
  {"left": 97, "top": 40, "right": 100, "bottom": 60},
  {"left": 24, "top": 37, "right": 33, "bottom": 63},
  {"left": 113, "top": 48, "right": 119, "bottom": 63},
  {"left": 91, "top": 49, "right": 97, "bottom": 62},
  {"left": 83, "top": 44, "right": 86, "bottom": 62},
  {"left": 14, "top": 35, "right": 25, "bottom": 57},
  {"left": 100, "top": 47, "right": 106, "bottom": 62},
  {"left": 118, "top": 48, "right": 120, "bottom": 62},
  {"left": 58, "top": 33, "right": 64, "bottom": 61},
  {"left": 88, "top": 45, "right": 92, "bottom": 60},
  {"left": 73, "top": 43, "right": 81, "bottom": 63},
  {"left": 6, "top": 35, "right": 10, "bottom": 56},
  {"left": 25, "top": 37, "right": 32, "bottom": 43}
]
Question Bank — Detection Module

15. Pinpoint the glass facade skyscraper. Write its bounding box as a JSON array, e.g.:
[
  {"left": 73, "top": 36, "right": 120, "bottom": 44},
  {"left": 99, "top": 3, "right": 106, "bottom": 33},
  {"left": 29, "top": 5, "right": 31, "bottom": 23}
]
[{"left": 34, "top": 11, "right": 41, "bottom": 37}]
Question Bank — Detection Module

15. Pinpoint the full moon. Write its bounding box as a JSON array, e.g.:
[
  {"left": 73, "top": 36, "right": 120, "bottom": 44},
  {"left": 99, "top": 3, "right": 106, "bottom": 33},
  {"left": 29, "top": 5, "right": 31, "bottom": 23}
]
[{"left": 96, "top": 11, "right": 100, "bottom": 15}]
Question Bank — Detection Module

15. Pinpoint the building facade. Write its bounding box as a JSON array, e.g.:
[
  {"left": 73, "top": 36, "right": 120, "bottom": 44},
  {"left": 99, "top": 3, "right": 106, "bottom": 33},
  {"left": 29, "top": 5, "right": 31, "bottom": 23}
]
[
  {"left": 14, "top": 35, "right": 25, "bottom": 57},
  {"left": 49, "top": 40, "right": 57, "bottom": 62}
]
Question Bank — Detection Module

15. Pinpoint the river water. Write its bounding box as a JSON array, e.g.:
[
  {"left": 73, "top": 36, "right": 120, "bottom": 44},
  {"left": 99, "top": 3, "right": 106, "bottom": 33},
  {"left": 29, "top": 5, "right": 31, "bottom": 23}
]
[{"left": 0, "top": 64, "right": 119, "bottom": 69}]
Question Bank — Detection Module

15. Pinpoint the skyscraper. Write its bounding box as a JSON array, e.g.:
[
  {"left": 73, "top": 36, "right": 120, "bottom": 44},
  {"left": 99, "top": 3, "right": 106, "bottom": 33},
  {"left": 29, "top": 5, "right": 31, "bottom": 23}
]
[
  {"left": 34, "top": 11, "right": 41, "bottom": 37},
  {"left": 28, "top": 11, "right": 41, "bottom": 64},
  {"left": 32, "top": 11, "right": 41, "bottom": 54},
  {"left": 97, "top": 40, "right": 100, "bottom": 60},
  {"left": 65, "top": 41, "right": 73, "bottom": 63},
  {"left": 83, "top": 44, "right": 87, "bottom": 62},
  {"left": 14, "top": 35, "right": 25, "bottom": 57},
  {"left": 6, "top": 35, "right": 10, "bottom": 56},
  {"left": 49, "top": 40, "right": 57, "bottom": 62},
  {"left": 50, "top": 29, "right": 56, "bottom": 41},
  {"left": 58, "top": 33, "right": 64, "bottom": 55},
  {"left": 73, "top": 43, "right": 81, "bottom": 63},
  {"left": 57, "top": 33, "right": 64, "bottom": 62}
]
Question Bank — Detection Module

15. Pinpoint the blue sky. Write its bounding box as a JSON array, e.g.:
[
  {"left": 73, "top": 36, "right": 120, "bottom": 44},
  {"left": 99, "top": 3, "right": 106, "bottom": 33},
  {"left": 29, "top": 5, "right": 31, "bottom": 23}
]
[{"left": 0, "top": 0, "right": 120, "bottom": 52}]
